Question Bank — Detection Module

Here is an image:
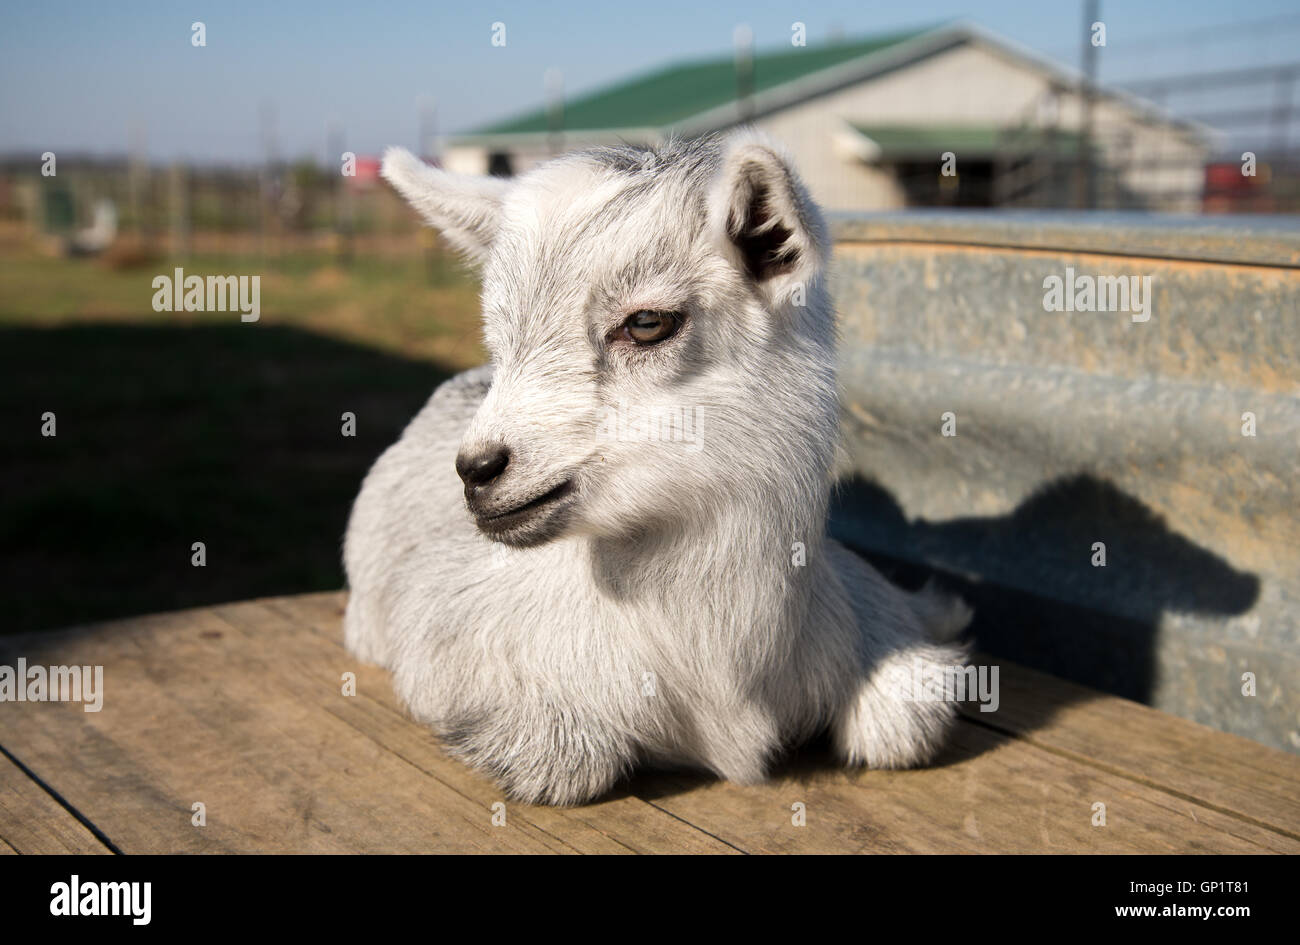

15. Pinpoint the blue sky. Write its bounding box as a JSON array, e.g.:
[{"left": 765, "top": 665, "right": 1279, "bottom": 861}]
[{"left": 2, "top": 0, "right": 1298, "bottom": 163}]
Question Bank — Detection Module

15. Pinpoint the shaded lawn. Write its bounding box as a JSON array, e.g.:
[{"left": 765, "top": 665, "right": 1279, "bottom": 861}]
[{"left": 0, "top": 249, "right": 484, "bottom": 632}]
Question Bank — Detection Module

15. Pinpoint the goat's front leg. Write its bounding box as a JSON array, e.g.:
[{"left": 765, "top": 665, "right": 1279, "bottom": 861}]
[
  {"left": 830, "top": 637, "right": 970, "bottom": 770},
  {"left": 437, "top": 700, "right": 635, "bottom": 807}
]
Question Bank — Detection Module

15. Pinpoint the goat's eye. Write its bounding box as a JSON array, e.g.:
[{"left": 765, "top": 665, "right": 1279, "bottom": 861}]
[{"left": 622, "top": 310, "right": 680, "bottom": 346}]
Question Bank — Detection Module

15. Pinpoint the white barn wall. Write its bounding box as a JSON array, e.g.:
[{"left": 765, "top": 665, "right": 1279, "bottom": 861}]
[
  {"left": 454, "top": 39, "right": 1208, "bottom": 213},
  {"left": 756, "top": 43, "right": 1052, "bottom": 211}
]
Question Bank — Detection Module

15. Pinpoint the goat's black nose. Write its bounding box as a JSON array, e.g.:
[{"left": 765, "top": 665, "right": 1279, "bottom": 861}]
[{"left": 456, "top": 445, "right": 510, "bottom": 488}]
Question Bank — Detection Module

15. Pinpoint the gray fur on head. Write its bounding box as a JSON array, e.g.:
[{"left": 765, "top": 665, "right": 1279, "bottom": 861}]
[{"left": 346, "top": 130, "right": 971, "bottom": 805}]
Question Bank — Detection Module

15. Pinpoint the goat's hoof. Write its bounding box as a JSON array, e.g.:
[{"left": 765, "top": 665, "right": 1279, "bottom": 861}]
[{"left": 831, "top": 645, "right": 966, "bottom": 769}]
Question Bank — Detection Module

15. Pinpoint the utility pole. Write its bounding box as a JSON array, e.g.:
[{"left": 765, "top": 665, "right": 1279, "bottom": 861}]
[
  {"left": 127, "top": 121, "right": 148, "bottom": 238},
  {"left": 1271, "top": 67, "right": 1294, "bottom": 157},
  {"left": 258, "top": 101, "right": 279, "bottom": 256},
  {"left": 326, "top": 118, "right": 352, "bottom": 265},
  {"left": 418, "top": 96, "right": 437, "bottom": 163},
  {"left": 735, "top": 25, "right": 755, "bottom": 122},
  {"left": 545, "top": 69, "right": 565, "bottom": 156},
  {"left": 1078, "top": 0, "right": 1100, "bottom": 209}
]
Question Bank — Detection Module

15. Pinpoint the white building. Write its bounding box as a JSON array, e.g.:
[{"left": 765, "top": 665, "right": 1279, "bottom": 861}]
[{"left": 445, "top": 22, "right": 1209, "bottom": 212}]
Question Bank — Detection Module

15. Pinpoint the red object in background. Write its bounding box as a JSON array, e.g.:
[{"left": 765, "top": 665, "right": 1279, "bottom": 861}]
[
  {"left": 1205, "top": 162, "right": 1257, "bottom": 197},
  {"left": 344, "top": 156, "right": 383, "bottom": 191},
  {"left": 1202, "top": 160, "right": 1278, "bottom": 213}
]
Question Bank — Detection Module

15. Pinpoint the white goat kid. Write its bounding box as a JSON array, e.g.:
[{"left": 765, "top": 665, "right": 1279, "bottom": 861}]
[{"left": 344, "top": 132, "right": 970, "bottom": 806}]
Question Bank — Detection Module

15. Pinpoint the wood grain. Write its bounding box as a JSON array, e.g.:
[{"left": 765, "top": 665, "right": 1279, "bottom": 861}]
[
  {"left": 0, "top": 592, "right": 1295, "bottom": 853},
  {"left": 0, "top": 751, "right": 111, "bottom": 854},
  {"left": 959, "top": 653, "right": 1300, "bottom": 839}
]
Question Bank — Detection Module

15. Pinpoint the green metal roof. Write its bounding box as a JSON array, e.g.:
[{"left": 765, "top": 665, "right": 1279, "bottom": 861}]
[
  {"left": 850, "top": 123, "right": 1089, "bottom": 158},
  {"left": 471, "top": 28, "right": 936, "bottom": 136}
]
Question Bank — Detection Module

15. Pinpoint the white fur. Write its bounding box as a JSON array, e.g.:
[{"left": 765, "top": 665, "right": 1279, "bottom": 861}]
[{"left": 345, "top": 132, "right": 971, "bottom": 805}]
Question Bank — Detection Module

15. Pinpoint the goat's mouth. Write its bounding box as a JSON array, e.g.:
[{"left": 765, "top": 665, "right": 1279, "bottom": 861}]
[{"left": 473, "top": 478, "right": 576, "bottom": 545}]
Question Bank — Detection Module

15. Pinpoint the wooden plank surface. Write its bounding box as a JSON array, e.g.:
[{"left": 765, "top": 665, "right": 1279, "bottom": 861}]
[
  {"left": 958, "top": 657, "right": 1300, "bottom": 840},
  {"left": 0, "top": 592, "right": 1296, "bottom": 854},
  {"left": 0, "top": 752, "right": 111, "bottom": 854}
]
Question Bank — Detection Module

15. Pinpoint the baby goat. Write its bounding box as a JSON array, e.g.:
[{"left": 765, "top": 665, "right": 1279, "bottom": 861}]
[{"left": 344, "top": 132, "right": 970, "bottom": 806}]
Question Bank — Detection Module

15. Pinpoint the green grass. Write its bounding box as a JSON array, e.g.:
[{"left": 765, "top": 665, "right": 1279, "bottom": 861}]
[
  {"left": 0, "top": 246, "right": 485, "bottom": 632},
  {"left": 0, "top": 248, "right": 487, "bottom": 369}
]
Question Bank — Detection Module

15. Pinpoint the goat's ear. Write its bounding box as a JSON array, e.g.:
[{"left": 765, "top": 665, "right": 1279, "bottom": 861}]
[
  {"left": 381, "top": 147, "right": 509, "bottom": 264},
  {"left": 708, "top": 132, "right": 829, "bottom": 308}
]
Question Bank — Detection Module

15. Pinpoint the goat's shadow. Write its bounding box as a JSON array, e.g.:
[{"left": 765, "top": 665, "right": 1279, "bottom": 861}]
[
  {"left": 829, "top": 473, "right": 1258, "bottom": 704},
  {"left": 625, "top": 471, "right": 1260, "bottom": 800}
]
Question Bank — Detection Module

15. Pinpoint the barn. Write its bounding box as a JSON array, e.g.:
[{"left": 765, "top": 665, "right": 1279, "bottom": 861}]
[{"left": 444, "top": 22, "right": 1209, "bottom": 212}]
